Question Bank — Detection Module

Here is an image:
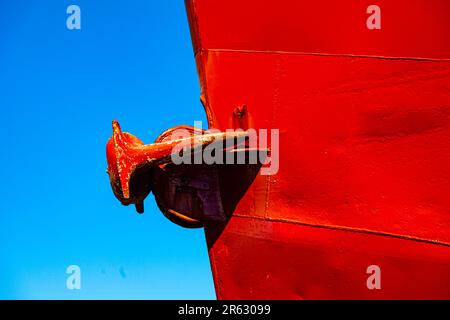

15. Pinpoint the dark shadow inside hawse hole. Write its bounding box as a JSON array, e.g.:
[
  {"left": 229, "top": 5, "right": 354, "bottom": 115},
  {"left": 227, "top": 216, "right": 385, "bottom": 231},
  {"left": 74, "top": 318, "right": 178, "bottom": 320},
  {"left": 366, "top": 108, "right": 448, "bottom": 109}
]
[{"left": 148, "top": 150, "right": 265, "bottom": 245}]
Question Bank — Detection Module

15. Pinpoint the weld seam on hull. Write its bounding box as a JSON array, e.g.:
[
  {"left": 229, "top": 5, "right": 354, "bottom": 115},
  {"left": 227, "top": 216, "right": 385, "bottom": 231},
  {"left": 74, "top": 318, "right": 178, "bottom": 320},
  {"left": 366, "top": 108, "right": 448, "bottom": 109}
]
[
  {"left": 202, "top": 48, "right": 450, "bottom": 62},
  {"left": 233, "top": 214, "right": 450, "bottom": 248}
]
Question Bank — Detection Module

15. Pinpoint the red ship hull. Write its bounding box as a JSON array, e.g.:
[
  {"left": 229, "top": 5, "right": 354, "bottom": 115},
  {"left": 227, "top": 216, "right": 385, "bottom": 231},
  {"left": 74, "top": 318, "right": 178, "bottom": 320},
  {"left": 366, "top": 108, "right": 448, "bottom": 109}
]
[{"left": 185, "top": 0, "right": 450, "bottom": 299}]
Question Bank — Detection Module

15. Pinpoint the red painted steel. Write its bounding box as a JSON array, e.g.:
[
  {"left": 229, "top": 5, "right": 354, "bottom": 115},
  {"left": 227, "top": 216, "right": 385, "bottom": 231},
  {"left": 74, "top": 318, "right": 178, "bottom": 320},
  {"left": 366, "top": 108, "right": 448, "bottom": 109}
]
[
  {"left": 106, "top": 121, "right": 248, "bottom": 213},
  {"left": 185, "top": 0, "right": 450, "bottom": 299}
]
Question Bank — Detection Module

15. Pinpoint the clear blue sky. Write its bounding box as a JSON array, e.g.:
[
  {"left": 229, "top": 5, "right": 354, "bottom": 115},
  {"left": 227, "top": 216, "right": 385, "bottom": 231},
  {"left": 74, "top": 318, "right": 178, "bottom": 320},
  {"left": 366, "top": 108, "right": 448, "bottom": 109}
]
[{"left": 0, "top": 0, "right": 215, "bottom": 299}]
